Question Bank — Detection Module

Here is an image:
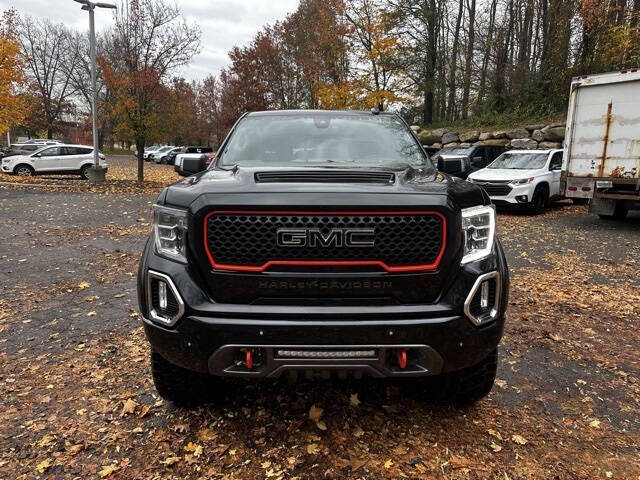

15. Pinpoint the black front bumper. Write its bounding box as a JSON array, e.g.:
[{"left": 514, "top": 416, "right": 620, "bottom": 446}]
[{"left": 138, "top": 236, "right": 509, "bottom": 379}]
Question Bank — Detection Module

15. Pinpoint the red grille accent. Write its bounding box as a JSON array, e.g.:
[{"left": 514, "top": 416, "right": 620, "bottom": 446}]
[{"left": 203, "top": 210, "right": 447, "bottom": 273}]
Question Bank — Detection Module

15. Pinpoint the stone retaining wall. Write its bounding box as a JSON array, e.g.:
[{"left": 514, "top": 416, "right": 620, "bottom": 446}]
[{"left": 411, "top": 123, "right": 566, "bottom": 150}]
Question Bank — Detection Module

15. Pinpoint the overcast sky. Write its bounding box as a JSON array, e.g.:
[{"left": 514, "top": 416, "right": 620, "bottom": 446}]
[{"left": 1, "top": 0, "right": 299, "bottom": 81}]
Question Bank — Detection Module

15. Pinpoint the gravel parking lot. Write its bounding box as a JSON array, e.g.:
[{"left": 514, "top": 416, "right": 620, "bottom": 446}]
[{"left": 0, "top": 158, "right": 638, "bottom": 479}]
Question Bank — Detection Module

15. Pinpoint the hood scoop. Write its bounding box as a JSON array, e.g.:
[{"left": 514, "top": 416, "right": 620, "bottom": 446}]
[{"left": 254, "top": 170, "right": 395, "bottom": 184}]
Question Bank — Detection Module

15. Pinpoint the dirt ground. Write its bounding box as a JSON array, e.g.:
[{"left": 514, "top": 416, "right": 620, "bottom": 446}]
[{"left": 0, "top": 158, "right": 638, "bottom": 479}]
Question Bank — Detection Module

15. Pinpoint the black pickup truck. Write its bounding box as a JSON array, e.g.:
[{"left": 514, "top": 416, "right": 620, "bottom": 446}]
[{"left": 137, "top": 110, "right": 509, "bottom": 406}]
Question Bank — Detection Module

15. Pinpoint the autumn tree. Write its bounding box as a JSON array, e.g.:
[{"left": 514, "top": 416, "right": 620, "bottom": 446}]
[
  {"left": 197, "top": 75, "right": 224, "bottom": 148},
  {"left": 335, "top": 0, "right": 407, "bottom": 110},
  {"left": 101, "top": 0, "right": 200, "bottom": 182},
  {"left": 0, "top": 9, "right": 27, "bottom": 137}
]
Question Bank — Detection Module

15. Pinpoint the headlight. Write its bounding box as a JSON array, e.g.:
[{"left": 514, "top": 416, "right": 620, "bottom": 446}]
[
  {"left": 461, "top": 205, "right": 496, "bottom": 264},
  {"left": 510, "top": 177, "right": 534, "bottom": 185},
  {"left": 153, "top": 205, "right": 188, "bottom": 263}
]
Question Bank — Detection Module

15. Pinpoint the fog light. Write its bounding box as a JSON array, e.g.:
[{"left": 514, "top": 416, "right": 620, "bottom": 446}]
[
  {"left": 480, "top": 281, "right": 489, "bottom": 308},
  {"left": 516, "top": 195, "right": 528, "bottom": 203},
  {"left": 146, "top": 270, "right": 184, "bottom": 327},
  {"left": 464, "top": 271, "right": 501, "bottom": 326},
  {"left": 158, "top": 281, "right": 168, "bottom": 310}
]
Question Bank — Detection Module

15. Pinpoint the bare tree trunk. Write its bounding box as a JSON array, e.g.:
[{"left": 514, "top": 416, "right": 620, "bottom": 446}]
[
  {"left": 136, "top": 138, "right": 145, "bottom": 183},
  {"left": 461, "top": 0, "right": 476, "bottom": 119},
  {"left": 446, "top": 0, "right": 464, "bottom": 120},
  {"left": 476, "top": 0, "right": 498, "bottom": 113}
]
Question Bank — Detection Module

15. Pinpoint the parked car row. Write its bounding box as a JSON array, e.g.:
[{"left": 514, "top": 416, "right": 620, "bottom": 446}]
[
  {"left": 142, "top": 145, "right": 214, "bottom": 165},
  {"left": 1, "top": 139, "right": 62, "bottom": 159},
  {"left": 1, "top": 143, "right": 107, "bottom": 179},
  {"left": 423, "top": 141, "right": 568, "bottom": 214}
]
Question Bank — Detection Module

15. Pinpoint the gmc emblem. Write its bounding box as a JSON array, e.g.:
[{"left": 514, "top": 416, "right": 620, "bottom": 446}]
[{"left": 276, "top": 228, "right": 375, "bottom": 248}]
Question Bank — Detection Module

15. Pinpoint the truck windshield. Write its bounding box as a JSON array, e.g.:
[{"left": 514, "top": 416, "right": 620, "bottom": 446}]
[
  {"left": 488, "top": 152, "right": 548, "bottom": 169},
  {"left": 219, "top": 113, "right": 427, "bottom": 168}
]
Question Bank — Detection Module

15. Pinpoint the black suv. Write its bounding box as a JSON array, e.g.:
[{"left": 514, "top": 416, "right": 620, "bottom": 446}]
[
  {"left": 435, "top": 145, "right": 505, "bottom": 178},
  {"left": 137, "top": 111, "right": 509, "bottom": 406}
]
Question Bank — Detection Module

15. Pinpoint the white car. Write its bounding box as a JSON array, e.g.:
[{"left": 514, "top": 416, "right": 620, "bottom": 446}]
[
  {"left": 151, "top": 146, "right": 179, "bottom": 164},
  {"left": 1, "top": 144, "right": 107, "bottom": 179},
  {"left": 467, "top": 149, "right": 564, "bottom": 214},
  {"left": 143, "top": 145, "right": 167, "bottom": 161}
]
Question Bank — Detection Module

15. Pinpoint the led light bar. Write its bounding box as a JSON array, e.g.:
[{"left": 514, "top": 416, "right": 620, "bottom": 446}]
[{"left": 277, "top": 350, "right": 376, "bottom": 359}]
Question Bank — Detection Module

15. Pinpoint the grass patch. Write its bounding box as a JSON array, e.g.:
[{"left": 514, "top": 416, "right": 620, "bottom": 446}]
[{"left": 103, "top": 147, "right": 134, "bottom": 156}]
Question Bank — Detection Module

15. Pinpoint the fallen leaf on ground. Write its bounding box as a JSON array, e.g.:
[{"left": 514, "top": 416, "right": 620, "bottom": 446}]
[
  {"left": 512, "top": 434, "right": 528, "bottom": 445},
  {"left": 36, "top": 459, "right": 51, "bottom": 473},
  {"left": 309, "top": 405, "right": 323, "bottom": 422},
  {"left": 121, "top": 398, "right": 137, "bottom": 416},
  {"left": 196, "top": 428, "right": 217, "bottom": 442},
  {"left": 350, "top": 393, "right": 361, "bottom": 407},
  {"left": 384, "top": 459, "right": 393, "bottom": 469},
  {"left": 78, "top": 281, "right": 90, "bottom": 289},
  {"left": 307, "top": 443, "right": 320, "bottom": 454},
  {"left": 495, "top": 379, "right": 507, "bottom": 389},
  {"left": 589, "top": 419, "right": 601, "bottom": 428},
  {"left": 137, "top": 404, "right": 151, "bottom": 418},
  {"left": 161, "top": 456, "right": 180, "bottom": 466},
  {"left": 184, "top": 442, "right": 203, "bottom": 457},
  {"left": 98, "top": 464, "right": 119, "bottom": 477}
]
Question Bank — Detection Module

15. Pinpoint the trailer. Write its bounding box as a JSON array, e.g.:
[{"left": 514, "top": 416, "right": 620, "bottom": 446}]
[{"left": 563, "top": 70, "right": 640, "bottom": 219}]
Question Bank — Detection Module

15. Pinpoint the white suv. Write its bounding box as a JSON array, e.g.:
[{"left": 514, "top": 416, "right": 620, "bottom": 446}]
[
  {"left": 467, "top": 149, "right": 564, "bottom": 214},
  {"left": 1, "top": 144, "right": 107, "bottom": 179}
]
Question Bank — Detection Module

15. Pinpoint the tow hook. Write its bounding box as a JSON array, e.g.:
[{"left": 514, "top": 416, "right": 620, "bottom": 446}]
[{"left": 396, "top": 348, "right": 407, "bottom": 369}]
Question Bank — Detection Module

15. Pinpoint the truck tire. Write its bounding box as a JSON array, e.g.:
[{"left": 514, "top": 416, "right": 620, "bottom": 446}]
[
  {"left": 599, "top": 201, "right": 628, "bottom": 220},
  {"left": 529, "top": 185, "right": 548, "bottom": 214},
  {"left": 420, "top": 349, "right": 498, "bottom": 405},
  {"left": 151, "top": 350, "right": 214, "bottom": 407}
]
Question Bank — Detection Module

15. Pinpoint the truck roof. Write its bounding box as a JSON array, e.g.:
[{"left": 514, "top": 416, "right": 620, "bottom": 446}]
[{"left": 572, "top": 69, "right": 640, "bottom": 86}]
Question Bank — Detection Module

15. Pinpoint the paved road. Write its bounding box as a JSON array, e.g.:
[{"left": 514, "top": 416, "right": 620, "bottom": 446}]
[{"left": 0, "top": 188, "right": 638, "bottom": 479}]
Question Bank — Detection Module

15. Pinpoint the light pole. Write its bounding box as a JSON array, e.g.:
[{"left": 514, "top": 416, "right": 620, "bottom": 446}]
[{"left": 74, "top": 0, "right": 116, "bottom": 183}]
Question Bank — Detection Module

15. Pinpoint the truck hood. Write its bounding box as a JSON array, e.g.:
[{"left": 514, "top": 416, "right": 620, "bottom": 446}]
[
  {"left": 468, "top": 168, "right": 541, "bottom": 181},
  {"left": 162, "top": 165, "right": 488, "bottom": 209}
]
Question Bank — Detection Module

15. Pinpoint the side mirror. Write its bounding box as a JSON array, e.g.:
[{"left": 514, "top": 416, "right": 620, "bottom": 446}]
[
  {"left": 33, "top": 153, "right": 41, "bottom": 158},
  {"left": 551, "top": 164, "right": 562, "bottom": 171},
  {"left": 175, "top": 155, "right": 207, "bottom": 177}
]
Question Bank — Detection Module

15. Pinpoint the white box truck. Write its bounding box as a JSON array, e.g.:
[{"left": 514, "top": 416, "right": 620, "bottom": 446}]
[{"left": 563, "top": 70, "right": 640, "bottom": 219}]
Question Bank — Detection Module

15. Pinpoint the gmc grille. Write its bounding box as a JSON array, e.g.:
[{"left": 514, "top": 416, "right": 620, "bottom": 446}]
[{"left": 204, "top": 211, "right": 445, "bottom": 272}]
